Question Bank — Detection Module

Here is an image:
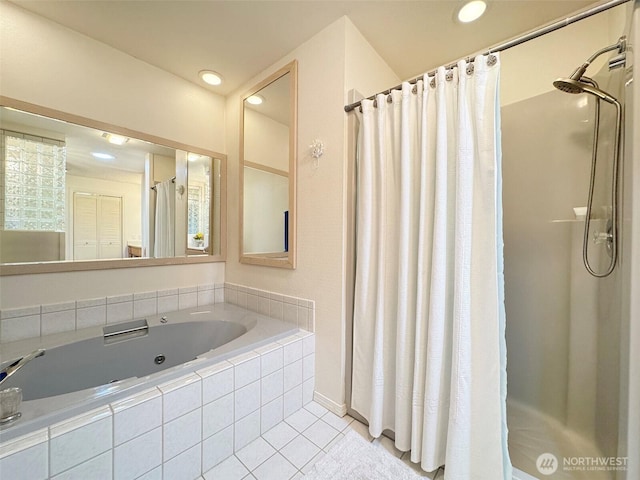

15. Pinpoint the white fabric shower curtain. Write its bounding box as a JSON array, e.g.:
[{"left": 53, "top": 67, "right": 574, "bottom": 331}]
[
  {"left": 154, "top": 179, "right": 175, "bottom": 258},
  {"left": 351, "top": 54, "right": 511, "bottom": 480}
]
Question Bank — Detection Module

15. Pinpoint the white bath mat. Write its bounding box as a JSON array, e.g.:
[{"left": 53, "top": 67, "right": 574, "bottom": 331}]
[{"left": 304, "top": 430, "right": 425, "bottom": 480}]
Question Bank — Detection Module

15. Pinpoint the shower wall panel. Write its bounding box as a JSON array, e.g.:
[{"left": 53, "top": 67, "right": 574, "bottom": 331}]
[
  {"left": 503, "top": 83, "right": 622, "bottom": 456},
  {"left": 503, "top": 91, "right": 593, "bottom": 425}
]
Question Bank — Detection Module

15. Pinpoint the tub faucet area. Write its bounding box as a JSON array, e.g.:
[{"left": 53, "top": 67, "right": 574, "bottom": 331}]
[{"left": 0, "top": 349, "right": 45, "bottom": 386}]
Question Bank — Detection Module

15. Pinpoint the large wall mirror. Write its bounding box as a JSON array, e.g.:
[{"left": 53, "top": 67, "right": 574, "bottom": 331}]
[
  {"left": 240, "top": 60, "right": 297, "bottom": 268},
  {"left": 0, "top": 97, "right": 226, "bottom": 275}
]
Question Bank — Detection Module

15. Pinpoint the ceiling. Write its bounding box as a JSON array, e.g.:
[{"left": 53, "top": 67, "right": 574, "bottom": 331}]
[
  {"left": 10, "top": 0, "right": 599, "bottom": 96},
  {"left": 245, "top": 71, "right": 292, "bottom": 126},
  {"left": 1, "top": 106, "right": 175, "bottom": 177}
]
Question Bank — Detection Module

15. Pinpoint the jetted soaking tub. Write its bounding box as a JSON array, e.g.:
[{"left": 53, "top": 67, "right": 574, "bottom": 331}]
[{"left": 0, "top": 303, "right": 297, "bottom": 441}]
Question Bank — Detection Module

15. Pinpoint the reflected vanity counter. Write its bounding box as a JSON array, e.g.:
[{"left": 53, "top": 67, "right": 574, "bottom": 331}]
[
  {"left": 0, "top": 303, "right": 316, "bottom": 479},
  {"left": 127, "top": 243, "right": 143, "bottom": 258}
]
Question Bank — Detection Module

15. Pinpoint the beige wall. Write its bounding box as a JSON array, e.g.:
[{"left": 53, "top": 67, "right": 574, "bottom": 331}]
[
  {"left": 244, "top": 109, "right": 289, "bottom": 172},
  {"left": 344, "top": 17, "right": 402, "bottom": 100},
  {"left": 0, "top": 3, "right": 225, "bottom": 309},
  {"left": 0, "top": 231, "right": 65, "bottom": 263},
  {"left": 0, "top": 2, "right": 225, "bottom": 152},
  {"left": 243, "top": 167, "right": 288, "bottom": 254},
  {"left": 225, "top": 16, "right": 399, "bottom": 410},
  {"left": 0, "top": 263, "right": 224, "bottom": 308}
]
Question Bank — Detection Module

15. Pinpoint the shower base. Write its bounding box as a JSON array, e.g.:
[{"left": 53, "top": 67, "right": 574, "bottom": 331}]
[{"left": 507, "top": 398, "right": 614, "bottom": 480}]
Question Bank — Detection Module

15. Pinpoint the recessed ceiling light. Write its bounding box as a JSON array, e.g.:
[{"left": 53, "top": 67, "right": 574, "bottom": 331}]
[
  {"left": 102, "top": 132, "right": 129, "bottom": 145},
  {"left": 91, "top": 152, "right": 115, "bottom": 160},
  {"left": 246, "top": 94, "right": 264, "bottom": 105},
  {"left": 457, "top": 0, "right": 487, "bottom": 23},
  {"left": 199, "top": 70, "right": 223, "bottom": 86}
]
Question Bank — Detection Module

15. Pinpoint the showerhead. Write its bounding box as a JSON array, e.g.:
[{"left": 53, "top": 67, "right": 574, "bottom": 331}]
[
  {"left": 553, "top": 77, "right": 617, "bottom": 104},
  {"left": 553, "top": 78, "right": 586, "bottom": 94},
  {"left": 553, "top": 37, "right": 626, "bottom": 101}
]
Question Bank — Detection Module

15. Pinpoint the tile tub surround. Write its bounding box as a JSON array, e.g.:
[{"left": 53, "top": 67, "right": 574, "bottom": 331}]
[
  {"left": 0, "top": 285, "right": 224, "bottom": 344},
  {"left": 0, "top": 284, "right": 315, "bottom": 344},
  {"left": 0, "top": 331, "right": 315, "bottom": 480},
  {"left": 224, "top": 283, "right": 315, "bottom": 332}
]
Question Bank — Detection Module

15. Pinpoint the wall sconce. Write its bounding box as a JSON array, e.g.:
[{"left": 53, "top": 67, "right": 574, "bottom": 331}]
[{"left": 310, "top": 139, "right": 324, "bottom": 168}]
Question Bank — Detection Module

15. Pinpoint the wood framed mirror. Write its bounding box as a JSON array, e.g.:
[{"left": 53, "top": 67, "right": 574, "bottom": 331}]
[
  {"left": 0, "top": 96, "right": 227, "bottom": 275},
  {"left": 240, "top": 60, "right": 297, "bottom": 268}
]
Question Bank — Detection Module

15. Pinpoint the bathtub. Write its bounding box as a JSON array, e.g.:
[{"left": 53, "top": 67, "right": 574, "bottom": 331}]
[{"left": 0, "top": 303, "right": 299, "bottom": 443}]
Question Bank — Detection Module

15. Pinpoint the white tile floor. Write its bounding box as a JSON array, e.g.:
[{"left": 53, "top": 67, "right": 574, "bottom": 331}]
[{"left": 199, "top": 401, "right": 445, "bottom": 480}]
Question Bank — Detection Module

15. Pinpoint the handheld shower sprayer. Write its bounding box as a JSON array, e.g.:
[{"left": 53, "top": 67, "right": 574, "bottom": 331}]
[{"left": 552, "top": 37, "right": 625, "bottom": 278}]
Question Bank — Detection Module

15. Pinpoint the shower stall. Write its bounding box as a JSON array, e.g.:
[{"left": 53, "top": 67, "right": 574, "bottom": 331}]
[
  {"left": 501, "top": 3, "right": 636, "bottom": 478},
  {"left": 344, "top": 1, "right": 640, "bottom": 478}
]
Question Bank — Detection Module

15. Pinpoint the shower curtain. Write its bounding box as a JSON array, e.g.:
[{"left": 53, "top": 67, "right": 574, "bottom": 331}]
[
  {"left": 351, "top": 55, "right": 511, "bottom": 479},
  {"left": 154, "top": 179, "right": 175, "bottom": 258}
]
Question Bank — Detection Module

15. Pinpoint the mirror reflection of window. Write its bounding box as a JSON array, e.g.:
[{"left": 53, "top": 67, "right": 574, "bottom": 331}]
[
  {"left": 188, "top": 186, "right": 203, "bottom": 238},
  {"left": 186, "top": 153, "right": 212, "bottom": 255},
  {"left": 0, "top": 129, "right": 67, "bottom": 263},
  {"left": 2, "top": 131, "right": 66, "bottom": 231}
]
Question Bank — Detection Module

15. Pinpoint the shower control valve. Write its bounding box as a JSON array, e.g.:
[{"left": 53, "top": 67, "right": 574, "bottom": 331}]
[{"left": 593, "top": 230, "right": 613, "bottom": 245}]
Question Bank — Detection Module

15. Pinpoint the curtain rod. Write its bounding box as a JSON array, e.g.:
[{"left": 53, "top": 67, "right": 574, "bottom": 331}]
[
  {"left": 150, "top": 177, "right": 176, "bottom": 191},
  {"left": 344, "top": 0, "right": 631, "bottom": 112}
]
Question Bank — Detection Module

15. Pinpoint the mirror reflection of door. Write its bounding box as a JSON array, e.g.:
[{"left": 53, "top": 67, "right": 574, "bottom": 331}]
[
  {"left": 73, "top": 193, "right": 122, "bottom": 260},
  {"left": 242, "top": 70, "right": 291, "bottom": 255}
]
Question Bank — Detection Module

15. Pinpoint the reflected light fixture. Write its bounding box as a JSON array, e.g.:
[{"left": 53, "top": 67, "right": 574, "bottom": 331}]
[
  {"left": 102, "top": 132, "right": 129, "bottom": 145},
  {"left": 187, "top": 152, "right": 201, "bottom": 162},
  {"left": 246, "top": 94, "right": 264, "bottom": 105},
  {"left": 457, "top": 0, "right": 487, "bottom": 23},
  {"left": 199, "top": 70, "right": 223, "bottom": 86},
  {"left": 91, "top": 152, "right": 115, "bottom": 160}
]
